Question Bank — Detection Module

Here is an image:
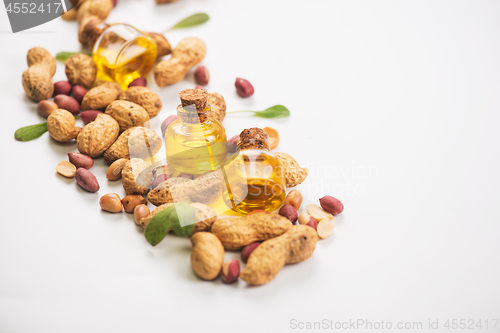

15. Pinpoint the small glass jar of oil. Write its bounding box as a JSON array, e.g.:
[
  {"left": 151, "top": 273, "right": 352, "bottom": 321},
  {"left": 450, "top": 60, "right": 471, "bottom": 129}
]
[
  {"left": 222, "top": 128, "right": 286, "bottom": 214},
  {"left": 165, "top": 89, "right": 227, "bottom": 175},
  {"left": 93, "top": 23, "right": 157, "bottom": 90}
]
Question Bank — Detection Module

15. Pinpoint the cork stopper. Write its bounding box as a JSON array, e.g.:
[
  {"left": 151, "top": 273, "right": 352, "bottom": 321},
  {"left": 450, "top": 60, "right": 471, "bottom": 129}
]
[
  {"left": 177, "top": 89, "right": 211, "bottom": 123},
  {"left": 179, "top": 89, "right": 208, "bottom": 110},
  {"left": 237, "top": 127, "right": 270, "bottom": 151}
]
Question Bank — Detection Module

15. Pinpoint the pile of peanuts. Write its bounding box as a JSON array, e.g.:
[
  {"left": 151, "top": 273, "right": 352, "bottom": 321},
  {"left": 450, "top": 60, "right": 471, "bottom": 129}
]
[{"left": 19, "top": 4, "right": 344, "bottom": 285}]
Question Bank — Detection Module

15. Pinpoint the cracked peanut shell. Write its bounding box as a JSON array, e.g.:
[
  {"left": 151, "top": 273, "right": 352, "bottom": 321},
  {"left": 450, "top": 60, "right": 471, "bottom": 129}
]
[{"left": 122, "top": 158, "right": 153, "bottom": 195}]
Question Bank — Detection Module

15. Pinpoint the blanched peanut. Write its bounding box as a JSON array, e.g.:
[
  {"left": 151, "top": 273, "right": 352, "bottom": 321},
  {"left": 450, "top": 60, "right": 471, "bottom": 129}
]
[
  {"left": 37, "top": 100, "right": 58, "bottom": 118},
  {"left": 283, "top": 190, "right": 302, "bottom": 210},
  {"left": 121, "top": 195, "right": 147, "bottom": 213},
  {"left": 317, "top": 219, "right": 335, "bottom": 239},
  {"left": 298, "top": 213, "right": 316, "bottom": 225},
  {"left": 133, "top": 204, "right": 150, "bottom": 224},
  {"left": 99, "top": 193, "right": 122, "bottom": 212},
  {"left": 306, "top": 204, "right": 333, "bottom": 222},
  {"left": 106, "top": 158, "right": 128, "bottom": 181},
  {"left": 263, "top": 127, "right": 279, "bottom": 150},
  {"left": 56, "top": 160, "right": 76, "bottom": 177}
]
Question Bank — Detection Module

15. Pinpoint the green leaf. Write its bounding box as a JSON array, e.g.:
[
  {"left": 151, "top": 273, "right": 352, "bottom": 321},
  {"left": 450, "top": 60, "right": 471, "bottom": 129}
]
[
  {"left": 170, "top": 202, "right": 196, "bottom": 237},
  {"left": 14, "top": 122, "right": 48, "bottom": 142},
  {"left": 253, "top": 105, "right": 290, "bottom": 118},
  {"left": 165, "top": 13, "right": 210, "bottom": 32},
  {"left": 144, "top": 206, "right": 174, "bottom": 246},
  {"left": 55, "top": 51, "right": 92, "bottom": 63},
  {"left": 144, "top": 202, "right": 197, "bottom": 245},
  {"left": 227, "top": 105, "right": 291, "bottom": 118}
]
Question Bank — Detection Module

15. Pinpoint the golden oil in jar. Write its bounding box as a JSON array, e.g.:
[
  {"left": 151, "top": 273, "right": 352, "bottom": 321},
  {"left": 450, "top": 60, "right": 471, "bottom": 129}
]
[
  {"left": 222, "top": 131, "right": 286, "bottom": 214},
  {"left": 93, "top": 23, "right": 157, "bottom": 90},
  {"left": 165, "top": 89, "right": 227, "bottom": 175}
]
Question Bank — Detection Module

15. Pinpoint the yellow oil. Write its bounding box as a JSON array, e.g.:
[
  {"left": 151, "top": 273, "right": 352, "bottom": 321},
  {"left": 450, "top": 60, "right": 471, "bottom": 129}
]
[
  {"left": 165, "top": 113, "right": 227, "bottom": 175},
  {"left": 93, "top": 34, "right": 156, "bottom": 90},
  {"left": 222, "top": 149, "right": 286, "bottom": 214}
]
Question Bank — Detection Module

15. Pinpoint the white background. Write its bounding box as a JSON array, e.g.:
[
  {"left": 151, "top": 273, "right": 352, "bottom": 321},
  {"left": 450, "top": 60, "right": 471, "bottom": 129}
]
[{"left": 1, "top": 1, "right": 500, "bottom": 332}]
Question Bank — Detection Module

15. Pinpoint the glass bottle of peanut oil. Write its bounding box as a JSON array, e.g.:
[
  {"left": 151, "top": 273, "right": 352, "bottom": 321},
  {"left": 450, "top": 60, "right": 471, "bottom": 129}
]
[
  {"left": 222, "top": 128, "right": 286, "bottom": 214},
  {"left": 93, "top": 23, "right": 157, "bottom": 90},
  {"left": 165, "top": 89, "right": 227, "bottom": 175}
]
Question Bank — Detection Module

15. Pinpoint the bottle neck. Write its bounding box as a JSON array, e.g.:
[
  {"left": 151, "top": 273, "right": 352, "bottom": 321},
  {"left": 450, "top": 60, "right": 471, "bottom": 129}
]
[
  {"left": 177, "top": 104, "right": 211, "bottom": 124},
  {"left": 237, "top": 146, "right": 273, "bottom": 164},
  {"left": 238, "top": 139, "right": 270, "bottom": 152}
]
